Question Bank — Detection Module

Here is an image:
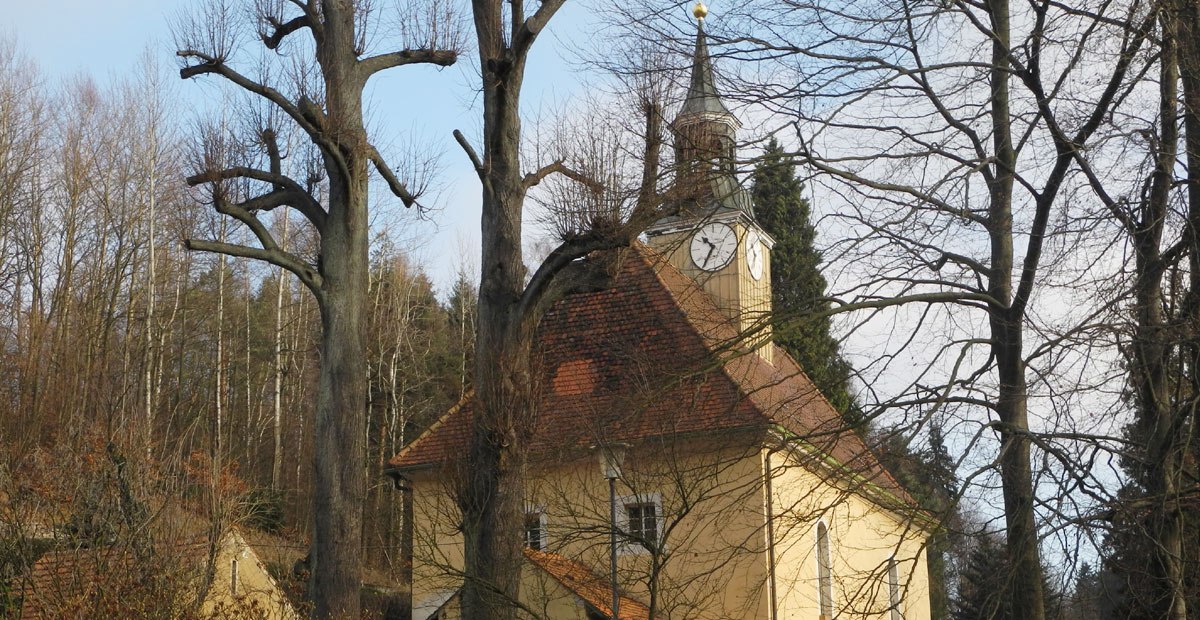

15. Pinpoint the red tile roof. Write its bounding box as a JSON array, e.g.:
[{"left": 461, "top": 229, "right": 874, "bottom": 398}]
[
  {"left": 389, "top": 244, "right": 915, "bottom": 508},
  {"left": 524, "top": 548, "right": 656, "bottom": 620},
  {"left": 17, "top": 546, "right": 139, "bottom": 618}
]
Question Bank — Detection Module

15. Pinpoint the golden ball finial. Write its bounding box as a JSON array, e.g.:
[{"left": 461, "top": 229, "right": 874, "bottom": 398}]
[{"left": 693, "top": 2, "right": 708, "bottom": 20}]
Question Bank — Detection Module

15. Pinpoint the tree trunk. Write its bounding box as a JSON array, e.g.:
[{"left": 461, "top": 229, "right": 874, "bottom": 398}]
[
  {"left": 459, "top": 2, "right": 540, "bottom": 617},
  {"left": 1145, "top": 4, "right": 1195, "bottom": 618},
  {"left": 309, "top": 139, "right": 370, "bottom": 620},
  {"left": 463, "top": 101, "right": 533, "bottom": 615},
  {"left": 986, "top": 0, "right": 1045, "bottom": 616},
  {"left": 272, "top": 213, "right": 289, "bottom": 491}
]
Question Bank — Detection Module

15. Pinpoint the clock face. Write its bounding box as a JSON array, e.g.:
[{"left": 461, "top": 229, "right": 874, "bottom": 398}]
[
  {"left": 746, "top": 230, "right": 763, "bottom": 280},
  {"left": 690, "top": 222, "right": 738, "bottom": 272}
]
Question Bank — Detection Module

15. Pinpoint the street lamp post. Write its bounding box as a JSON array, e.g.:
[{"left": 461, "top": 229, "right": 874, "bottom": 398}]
[{"left": 594, "top": 443, "right": 628, "bottom": 620}]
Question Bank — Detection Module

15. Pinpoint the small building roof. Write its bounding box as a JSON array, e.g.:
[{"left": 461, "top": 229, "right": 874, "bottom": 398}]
[
  {"left": 16, "top": 527, "right": 300, "bottom": 620},
  {"left": 17, "top": 546, "right": 138, "bottom": 618},
  {"left": 524, "top": 548, "right": 656, "bottom": 620},
  {"left": 388, "top": 244, "right": 916, "bottom": 510}
]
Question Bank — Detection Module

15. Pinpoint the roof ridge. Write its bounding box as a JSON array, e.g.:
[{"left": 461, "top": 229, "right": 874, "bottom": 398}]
[{"left": 766, "top": 344, "right": 917, "bottom": 507}]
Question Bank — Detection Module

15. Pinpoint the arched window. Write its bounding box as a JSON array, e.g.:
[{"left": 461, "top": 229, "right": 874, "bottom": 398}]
[
  {"left": 817, "top": 521, "right": 833, "bottom": 619},
  {"left": 888, "top": 556, "right": 902, "bottom": 620}
]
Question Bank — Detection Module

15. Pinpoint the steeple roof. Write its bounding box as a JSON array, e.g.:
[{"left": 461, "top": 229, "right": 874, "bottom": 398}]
[{"left": 677, "top": 21, "right": 735, "bottom": 123}]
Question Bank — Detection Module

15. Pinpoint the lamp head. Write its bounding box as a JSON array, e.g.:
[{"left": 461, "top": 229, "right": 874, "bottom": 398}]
[{"left": 593, "top": 442, "right": 630, "bottom": 480}]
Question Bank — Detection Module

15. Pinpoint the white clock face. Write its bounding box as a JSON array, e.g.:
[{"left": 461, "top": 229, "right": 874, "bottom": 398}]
[
  {"left": 690, "top": 222, "right": 738, "bottom": 272},
  {"left": 746, "top": 230, "right": 763, "bottom": 280}
]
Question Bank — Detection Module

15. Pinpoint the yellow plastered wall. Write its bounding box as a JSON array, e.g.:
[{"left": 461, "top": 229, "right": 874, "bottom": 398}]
[
  {"left": 769, "top": 448, "right": 932, "bottom": 620},
  {"left": 431, "top": 563, "right": 604, "bottom": 620},
  {"left": 200, "top": 529, "right": 301, "bottom": 620},
  {"left": 410, "top": 438, "right": 771, "bottom": 619},
  {"left": 408, "top": 436, "right": 931, "bottom": 620}
]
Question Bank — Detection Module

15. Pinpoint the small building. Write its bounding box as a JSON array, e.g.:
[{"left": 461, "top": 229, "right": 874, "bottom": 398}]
[
  {"left": 16, "top": 527, "right": 299, "bottom": 619},
  {"left": 388, "top": 9, "right": 935, "bottom": 620}
]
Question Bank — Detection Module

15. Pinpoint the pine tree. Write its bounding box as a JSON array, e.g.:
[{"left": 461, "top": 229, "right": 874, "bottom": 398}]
[
  {"left": 953, "top": 532, "right": 1062, "bottom": 620},
  {"left": 751, "top": 139, "right": 858, "bottom": 420}
]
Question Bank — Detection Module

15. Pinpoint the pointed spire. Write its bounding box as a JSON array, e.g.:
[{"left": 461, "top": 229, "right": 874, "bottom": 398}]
[{"left": 676, "top": 10, "right": 735, "bottom": 124}]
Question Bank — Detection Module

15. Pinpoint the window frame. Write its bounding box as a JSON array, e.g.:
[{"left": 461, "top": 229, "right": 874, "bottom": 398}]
[
  {"left": 888, "top": 555, "right": 903, "bottom": 620},
  {"left": 816, "top": 519, "right": 834, "bottom": 620},
  {"left": 615, "top": 492, "right": 663, "bottom": 555},
  {"left": 524, "top": 505, "right": 548, "bottom": 551}
]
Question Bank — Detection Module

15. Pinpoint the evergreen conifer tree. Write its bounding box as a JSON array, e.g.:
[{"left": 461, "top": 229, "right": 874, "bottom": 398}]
[
  {"left": 751, "top": 139, "right": 859, "bottom": 421},
  {"left": 953, "top": 532, "right": 1062, "bottom": 620}
]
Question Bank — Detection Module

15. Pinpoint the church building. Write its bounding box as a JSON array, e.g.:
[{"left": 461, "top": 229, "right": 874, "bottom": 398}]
[{"left": 387, "top": 7, "right": 934, "bottom": 619}]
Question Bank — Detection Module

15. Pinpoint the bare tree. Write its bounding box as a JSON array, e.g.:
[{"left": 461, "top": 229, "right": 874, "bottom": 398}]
[
  {"left": 452, "top": 0, "right": 686, "bottom": 614},
  {"left": 174, "top": 0, "right": 458, "bottom": 615}
]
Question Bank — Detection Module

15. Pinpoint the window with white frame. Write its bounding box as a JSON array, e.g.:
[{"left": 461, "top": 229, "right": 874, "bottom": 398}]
[
  {"left": 888, "top": 556, "right": 902, "bottom": 620},
  {"left": 524, "top": 509, "right": 547, "bottom": 551},
  {"left": 617, "top": 493, "right": 662, "bottom": 553},
  {"left": 627, "top": 503, "right": 658, "bottom": 545},
  {"left": 817, "top": 521, "right": 833, "bottom": 619}
]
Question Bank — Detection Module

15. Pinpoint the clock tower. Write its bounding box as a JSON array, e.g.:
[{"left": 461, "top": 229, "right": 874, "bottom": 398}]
[{"left": 645, "top": 5, "right": 776, "bottom": 361}]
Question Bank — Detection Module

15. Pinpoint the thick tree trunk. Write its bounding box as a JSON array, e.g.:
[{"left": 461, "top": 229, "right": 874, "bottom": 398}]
[
  {"left": 458, "top": 3, "right": 542, "bottom": 618},
  {"left": 461, "top": 93, "right": 533, "bottom": 620},
  {"left": 310, "top": 208, "right": 369, "bottom": 619}
]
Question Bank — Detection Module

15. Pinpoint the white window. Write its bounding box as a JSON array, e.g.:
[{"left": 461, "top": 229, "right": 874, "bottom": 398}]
[
  {"left": 627, "top": 503, "right": 658, "bottom": 546},
  {"left": 816, "top": 521, "right": 833, "bottom": 619},
  {"left": 230, "top": 558, "right": 239, "bottom": 596},
  {"left": 888, "top": 556, "right": 902, "bottom": 620},
  {"left": 617, "top": 493, "right": 662, "bottom": 554},
  {"left": 524, "top": 509, "right": 547, "bottom": 551}
]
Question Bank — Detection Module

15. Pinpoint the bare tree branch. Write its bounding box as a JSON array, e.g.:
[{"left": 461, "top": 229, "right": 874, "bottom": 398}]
[
  {"left": 184, "top": 238, "right": 321, "bottom": 292},
  {"left": 186, "top": 166, "right": 327, "bottom": 230},
  {"left": 511, "top": 0, "right": 566, "bottom": 59},
  {"left": 176, "top": 50, "right": 331, "bottom": 150},
  {"left": 359, "top": 49, "right": 457, "bottom": 76},
  {"left": 261, "top": 14, "right": 312, "bottom": 49},
  {"left": 368, "top": 146, "right": 419, "bottom": 208},
  {"left": 521, "top": 160, "right": 603, "bottom": 192},
  {"left": 453, "top": 129, "right": 484, "bottom": 179}
]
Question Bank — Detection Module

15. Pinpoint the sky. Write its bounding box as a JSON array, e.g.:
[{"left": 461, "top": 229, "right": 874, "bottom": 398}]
[{"left": 6, "top": 0, "right": 600, "bottom": 296}]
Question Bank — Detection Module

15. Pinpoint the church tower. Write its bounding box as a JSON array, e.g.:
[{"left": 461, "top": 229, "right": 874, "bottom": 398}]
[{"left": 645, "top": 3, "right": 775, "bottom": 362}]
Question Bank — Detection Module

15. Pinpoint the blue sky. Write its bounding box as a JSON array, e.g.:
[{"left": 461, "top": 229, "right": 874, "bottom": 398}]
[{"left": 7, "top": 0, "right": 599, "bottom": 295}]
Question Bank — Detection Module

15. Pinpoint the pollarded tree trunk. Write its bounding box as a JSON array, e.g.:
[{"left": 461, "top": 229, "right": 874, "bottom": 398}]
[
  {"left": 458, "top": 1, "right": 668, "bottom": 616},
  {"left": 177, "top": 1, "right": 456, "bottom": 616},
  {"left": 462, "top": 15, "right": 536, "bottom": 608},
  {"left": 310, "top": 153, "right": 371, "bottom": 617}
]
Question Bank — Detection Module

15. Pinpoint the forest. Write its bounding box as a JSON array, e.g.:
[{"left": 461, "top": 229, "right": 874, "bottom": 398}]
[{"left": 2, "top": 0, "right": 1200, "bottom": 618}]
